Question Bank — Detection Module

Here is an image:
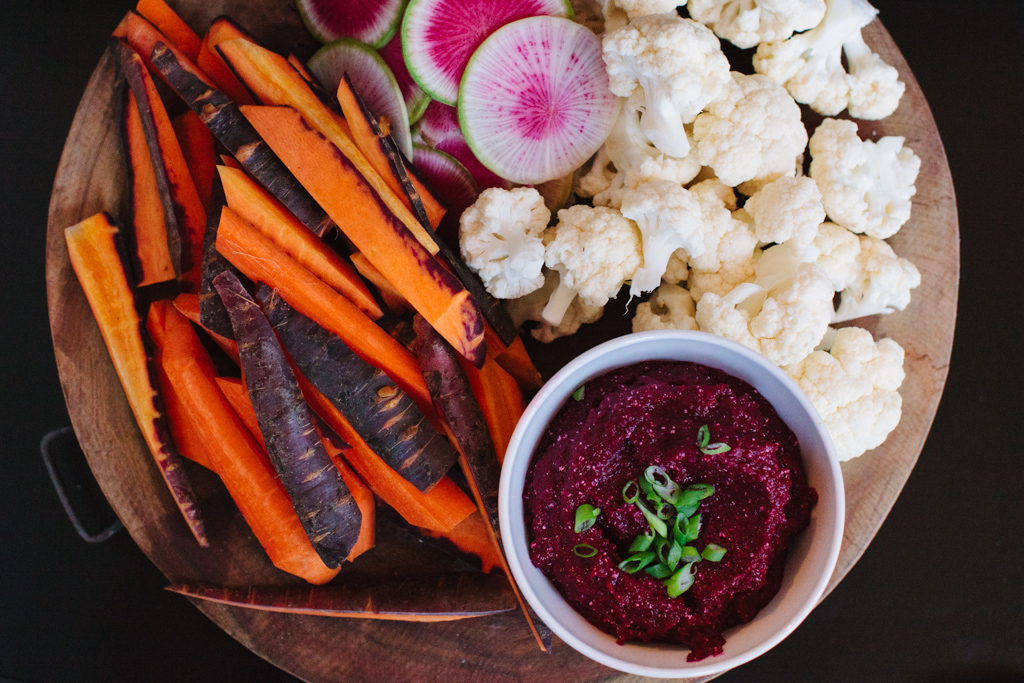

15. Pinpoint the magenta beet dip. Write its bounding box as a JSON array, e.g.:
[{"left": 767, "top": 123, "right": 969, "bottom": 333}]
[{"left": 523, "top": 361, "right": 817, "bottom": 662}]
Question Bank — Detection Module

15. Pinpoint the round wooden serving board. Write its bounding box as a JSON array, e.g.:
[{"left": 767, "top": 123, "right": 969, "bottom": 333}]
[{"left": 46, "top": 2, "right": 958, "bottom": 681}]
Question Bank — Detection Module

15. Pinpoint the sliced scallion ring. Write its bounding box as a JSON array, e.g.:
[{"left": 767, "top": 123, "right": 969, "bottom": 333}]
[
  {"left": 574, "top": 504, "right": 601, "bottom": 533},
  {"left": 628, "top": 529, "right": 655, "bottom": 553},
  {"left": 656, "top": 500, "right": 675, "bottom": 521},
  {"left": 701, "top": 442, "right": 731, "bottom": 455},
  {"left": 665, "top": 540, "right": 683, "bottom": 571},
  {"left": 679, "top": 545, "right": 702, "bottom": 564},
  {"left": 573, "top": 543, "right": 598, "bottom": 558},
  {"left": 637, "top": 475, "right": 662, "bottom": 506},
  {"left": 672, "top": 514, "right": 691, "bottom": 546},
  {"left": 645, "top": 562, "right": 673, "bottom": 579},
  {"left": 635, "top": 500, "right": 668, "bottom": 538},
  {"left": 702, "top": 544, "right": 727, "bottom": 562},
  {"left": 697, "top": 425, "right": 710, "bottom": 449},
  {"left": 645, "top": 465, "right": 683, "bottom": 505},
  {"left": 622, "top": 480, "right": 640, "bottom": 504},
  {"left": 685, "top": 483, "right": 715, "bottom": 500},
  {"left": 618, "top": 551, "right": 656, "bottom": 574},
  {"left": 685, "top": 513, "right": 702, "bottom": 541},
  {"left": 572, "top": 385, "right": 585, "bottom": 401},
  {"left": 665, "top": 562, "right": 696, "bottom": 597}
]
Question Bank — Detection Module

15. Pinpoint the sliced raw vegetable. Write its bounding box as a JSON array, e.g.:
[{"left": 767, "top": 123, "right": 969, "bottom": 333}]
[
  {"left": 458, "top": 354, "right": 523, "bottom": 465},
  {"left": 459, "top": 16, "right": 616, "bottom": 184},
  {"left": 198, "top": 171, "right": 246, "bottom": 339},
  {"left": 401, "top": 0, "right": 573, "bottom": 106},
  {"left": 149, "top": 300, "right": 339, "bottom": 583},
  {"left": 297, "top": 0, "right": 404, "bottom": 48},
  {"left": 65, "top": 214, "right": 206, "bottom": 547},
  {"left": 214, "top": 206, "right": 434, "bottom": 407},
  {"left": 119, "top": 84, "right": 175, "bottom": 287},
  {"left": 259, "top": 286, "right": 458, "bottom": 492},
  {"left": 172, "top": 110, "right": 217, "bottom": 212},
  {"left": 215, "top": 38, "right": 437, "bottom": 252},
  {"left": 216, "top": 165, "right": 382, "bottom": 320},
  {"left": 307, "top": 38, "right": 413, "bottom": 158},
  {"left": 135, "top": 0, "right": 201, "bottom": 61},
  {"left": 118, "top": 41, "right": 207, "bottom": 290},
  {"left": 143, "top": 34, "right": 336, "bottom": 237},
  {"left": 413, "top": 315, "right": 552, "bottom": 653},
  {"left": 350, "top": 252, "right": 410, "bottom": 312},
  {"left": 379, "top": 34, "right": 430, "bottom": 124},
  {"left": 199, "top": 16, "right": 258, "bottom": 105},
  {"left": 239, "top": 104, "right": 487, "bottom": 366},
  {"left": 287, "top": 54, "right": 317, "bottom": 83},
  {"left": 491, "top": 334, "right": 543, "bottom": 391},
  {"left": 172, "top": 293, "right": 240, "bottom": 363},
  {"left": 166, "top": 572, "right": 516, "bottom": 620},
  {"left": 214, "top": 271, "right": 362, "bottom": 568},
  {"left": 411, "top": 144, "right": 479, "bottom": 245},
  {"left": 418, "top": 101, "right": 510, "bottom": 191},
  {"left": 420, "top": 511, "right": 504, "bottom": 573},
  {"left": 157, "top": 361, "right": 217, "bottom": 472}
]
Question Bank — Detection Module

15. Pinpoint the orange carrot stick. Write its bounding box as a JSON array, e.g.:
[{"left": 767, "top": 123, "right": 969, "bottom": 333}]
[
  {"left": 157, "top": 357, "right": 217, "bottom": 471},
  {"left": 196, "top": 18, "right": 256, "bottom": 105},
  {"left": 350, "top": 252, "right": 410, "bottom": 313},
  {"left": 460, "top": 355, "right": 524, "bottom": 465},
  {"left": 172, "top": 293, "right": 240, "bottom": 363},
  {"left": 135, "top": 0, "right": 201, "bottom": 61},
  {"left": 214, "top": 206, "right": 434, "bottom": 409},
  {"left": 239, "top": 104, "right": 486, "bottom": 367},
  {"left": 147, "top": 300, "right": 338, "bottom": 584},
  {"left": 217, "top": 165, "right": 382, "bottom": 320},
  {"left": 172, "top": 110, "right": 217, "bottom": 211},
  {"left": 422, "top": 511, "right": 503, "bottom": 573},
  {"left": 114, "top": 11, "right": 215, "bottom": 89}
]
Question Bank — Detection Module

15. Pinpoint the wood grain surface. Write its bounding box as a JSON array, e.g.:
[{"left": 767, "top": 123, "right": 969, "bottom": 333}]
[{"left": 45, "top": 3, "right": 958, "bottom": 681}]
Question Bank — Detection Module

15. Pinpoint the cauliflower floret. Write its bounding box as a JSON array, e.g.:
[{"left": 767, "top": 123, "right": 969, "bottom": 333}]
[
  {"left": 695, "top": 252, "right": 833, "bottom": 365},
  {"left": 688, "top": 0, "right": 826, "bottom": 49},
  {"left": 752, "top": 0, "right": 904, "bottom": 119},
  {"left": 809, "top": 118, "right": 920, "bottom": 239},
  {"left": 810, "top": 221, "right": 861, "bottom": 290},
  {"left": 692, "top": 72, "right": 807, "bottom": 189},
  {"left": 583, "top": 99, "right": 702, "bottom": 209},
  {"left": 832, "top": 234, "right": 921, "bottom": 322},
  {"left": 688, "top": 255, "right": 757, "bottom": 300},
  {"left": 505, "top": 269, "right": 605, "bottom": 342},
  {"left": 612, "top": 0, "right": 681, "bottom": 21},
  {"left": 668, "top": 179, "right": 758, "bottom": 282},
  {"left": 603, "top": 15, "right": 731, "bottom": 158},
  {"left": 783, "top": 326, "right": 904, "bottom": 460},
  {"left": 633, "top": 283, "right": 700, "bottom": 331},
  {"left": 459, "top": 187, "right": 550, "bottom": 299},
  {"left": 619, "top": 180, "right": 706, "bottom": 295},
  {"left": 743, "top": 176, "right": 825, "bottom": 257},
  {"left": 541, "top": 205, "right": 642, "bottom": 325}
]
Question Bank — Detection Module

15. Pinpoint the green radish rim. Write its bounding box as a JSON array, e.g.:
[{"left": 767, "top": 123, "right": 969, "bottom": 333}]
[
  {"left": 458, "top": 16, "right": 616, "bottom": 185},
  {"left": 401, "top": 0, "right": 573, "bottom": 106},
  {"left": 308, "top": 38, "right": 413, "bottom": 158},
  {"left": 296, "top": 0, "right": 405, "bottom": 48}
]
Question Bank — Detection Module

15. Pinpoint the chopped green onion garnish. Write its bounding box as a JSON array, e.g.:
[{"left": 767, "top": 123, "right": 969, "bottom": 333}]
[
  {"left": 697, "top": 425, "right": 710, "bottom": 449},
  {"left": 618, "top": 551, "right": 656, "bottom": 574},
  {"left": 701, "top": 442, "right": 731, "bottom": 455},
  {"left": 637, "top": 475, "right": 662, "bottom": 506},
  {"left": 574, "top": 504, "right": 601, "bottom": 533},
  {"left": 679, "top": 545, "right": 702, "bottom": 564},
  {"left": 685, "top": 513, "right": 702, "bottom": 541},
  {"left": 645, "top": 466, "right": 683, "bottom": 505},
  {"left": 635, "top": 500, "right": 668, "bottom": 538},
  {"left": 654, "top": 536, "right": 670, "bottom": 565},
  {"left": 645, "top": 563, "right": 674, "bottom": 579},
  {"left": 573, "top": 543, "right": 598, "bottom": 558},
  {"left": 685, "top": 483, "right": 715, "bottom": 500},
  {"left": 572, "top": 385, "right": 585, "bottom": 401},
  {"left": 665, "top": 562, "right": 696, "bottom": 598},
  {"left": 666, "top": 540, "right": 683, "bottom": 571},
  {"left": 628, "top": 529, "right": 655, "bottom": 553},
  {"left": 702, "top": 544, "right": 727, "bottom": 562},
  {"left": 672, "top": 514, "right": 690, "bottom": 547},
  {"left": 656, "top": 501, "right": 675, "bottom": 521},
  {"left": 622, "top": 480, "right": 640, "bottom": 504}
]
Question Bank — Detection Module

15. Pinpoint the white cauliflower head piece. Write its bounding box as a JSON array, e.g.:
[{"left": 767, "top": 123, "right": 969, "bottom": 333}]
[
  {"left": 692, "top": 72, "right": 808, "bottom": 189},
  {"left": 603, "top": 15, "right": 731, "bottom": 158},
  {"left": 832, "top": 234, "right": 921, "bottom": 322},
  {"left": 783, "top": 326, "right": 905, "bottom": 460},
  {"left": 611, "top": 0, "right": 681, "bottom": 21},
  {"left": 743, "top": 176, "right": 826, "bottom": 257},
  {"left": 811, "top": 221, "right": 861, "bottom": 290},
  {"left": 459, "top": 187, "right": 550, "bottom": 299},
  {"left": 695, "top": 249, "right": 833, "bottom": 365},
  {"left": 752, "top": 0, "right": 904, "bottom": 119},
  {"left": 688, "top": 0, "right": 826, "bottom": 49},
  {"left": 504, "top": 269, "right": 605, "bottom": 342},
  {"left": 809, "top": 117, "right": 921, "bottom": 239},
  {"left": 542, "top": 205, "right": 642, "bottom": 325},
  {"left": 619, "top": 180, "right": 706, "bottom": 296},
  {"left": 633, "top": 283, "right": 700, "bottom": 332},
  {"left": 670, "top": 179, "right": 758, "bottom": 281}
]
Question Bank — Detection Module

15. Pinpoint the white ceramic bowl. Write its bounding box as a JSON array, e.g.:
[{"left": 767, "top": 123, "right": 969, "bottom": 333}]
[{"left": 498, "top": 330, "right": 844, "bottom": 678}]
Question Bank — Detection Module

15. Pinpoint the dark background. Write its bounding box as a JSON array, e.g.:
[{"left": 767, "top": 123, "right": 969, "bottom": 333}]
[{"left": 2, "top": 1, "right": 1022, "bottom": 681}]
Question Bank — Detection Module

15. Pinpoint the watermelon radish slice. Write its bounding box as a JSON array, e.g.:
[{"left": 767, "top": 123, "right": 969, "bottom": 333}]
[
  {"left": 417, "top": 101, "right": 511, "bottom": 190},
  {"left": 401, "top": 0, "right": 573, "bottom": 106},
  {"left": 412, "top": 144, "right": 480, "bottom": 245},
  {"left": 297, "top": 0, "right": 404, "bottom": 48},
  {"left": 379, "top": 34, "right": 431, "bottom": 125},
  {"left": 308, "top": 38, "right": 413, "bottom": 158},
  {"left": 459, "top": 17, "right": 617, "bottom": 185}
]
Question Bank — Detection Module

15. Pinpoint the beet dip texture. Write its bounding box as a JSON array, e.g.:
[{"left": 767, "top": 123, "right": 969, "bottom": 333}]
[{"left": 524, "top": 361, "right": 817, "bottom": 661}]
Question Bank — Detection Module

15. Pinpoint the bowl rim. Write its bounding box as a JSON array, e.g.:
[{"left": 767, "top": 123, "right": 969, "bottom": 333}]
[{"left": 498, "top": 330, "right": 845, "bottom": 678}]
